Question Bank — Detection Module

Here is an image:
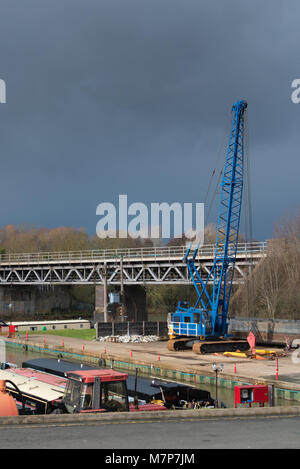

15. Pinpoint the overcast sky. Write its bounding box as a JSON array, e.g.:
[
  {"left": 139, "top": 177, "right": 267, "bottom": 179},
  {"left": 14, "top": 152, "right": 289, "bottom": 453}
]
[{"left": 0, "top": 0, "right": 299, "bottom": 242}]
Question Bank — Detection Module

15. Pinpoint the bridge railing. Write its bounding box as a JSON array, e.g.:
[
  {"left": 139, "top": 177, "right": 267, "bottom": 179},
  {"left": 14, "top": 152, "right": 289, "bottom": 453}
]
[{"left": 0, "top": 241, "right": 267, "bottom": 264}]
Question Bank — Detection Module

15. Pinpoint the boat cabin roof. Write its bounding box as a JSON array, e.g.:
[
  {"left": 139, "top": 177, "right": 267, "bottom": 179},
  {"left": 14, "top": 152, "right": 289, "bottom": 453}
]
[
  {"left": 0, "top": 369, "right": 64, "bottom": 402},
  {"left": 66, "top": 369, "right": 128, "bottom": 384}
]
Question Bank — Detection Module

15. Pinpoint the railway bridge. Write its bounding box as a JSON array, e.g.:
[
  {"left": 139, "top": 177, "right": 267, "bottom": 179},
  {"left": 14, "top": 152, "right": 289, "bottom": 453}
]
[
  {"left": 0, "top": 241, "right": 266, "bottom": 321},
  {"left": 0, "top": 241, "right": 266, "bottom": 286}
]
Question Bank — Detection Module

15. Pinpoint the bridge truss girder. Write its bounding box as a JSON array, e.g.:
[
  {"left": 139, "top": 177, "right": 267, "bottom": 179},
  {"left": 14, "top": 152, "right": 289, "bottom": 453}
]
[{"left": 0, "top": 260, "right": 254, "bottom": 286}]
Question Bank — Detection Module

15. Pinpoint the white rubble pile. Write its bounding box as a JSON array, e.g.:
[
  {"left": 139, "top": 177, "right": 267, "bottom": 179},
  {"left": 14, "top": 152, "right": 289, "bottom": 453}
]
[{"left": 97, "top": 334, "right": 159, "bottom": 343}]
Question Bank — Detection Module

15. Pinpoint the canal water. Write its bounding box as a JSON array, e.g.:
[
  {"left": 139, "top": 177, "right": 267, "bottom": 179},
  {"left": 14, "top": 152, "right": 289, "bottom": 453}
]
[{"left": 2, "top": 342, "right": 300, "bottom": 408}]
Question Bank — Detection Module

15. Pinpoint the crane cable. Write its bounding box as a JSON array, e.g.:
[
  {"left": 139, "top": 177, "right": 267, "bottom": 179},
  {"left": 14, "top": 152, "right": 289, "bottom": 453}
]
[
  {"left": 204, "top": 111, "right": 232, "bottom": 224},
  {"left": 243, "top": 109, "right": 255, "bottom": 318},
  {"left": 206, "top": 169, "right": 223, "bottom": 222}
]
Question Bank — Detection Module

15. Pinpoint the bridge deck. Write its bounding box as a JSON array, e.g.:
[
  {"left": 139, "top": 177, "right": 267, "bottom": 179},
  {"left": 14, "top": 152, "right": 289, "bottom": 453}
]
[
  {"left": 0, "top": 242, "right": 266, "bottom": 265},
  {"left": 0, "top": 242, "right": 266, "bottom": 285}
]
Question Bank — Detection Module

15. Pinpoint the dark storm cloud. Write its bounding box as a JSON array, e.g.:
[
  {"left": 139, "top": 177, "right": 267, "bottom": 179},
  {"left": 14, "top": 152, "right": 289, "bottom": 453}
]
[{"left": 0, "top": 0, "right": 299, "bottom": 240}]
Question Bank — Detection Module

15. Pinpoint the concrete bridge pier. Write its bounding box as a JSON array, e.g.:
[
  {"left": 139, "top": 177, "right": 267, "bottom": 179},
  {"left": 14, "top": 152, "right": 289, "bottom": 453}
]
[
  {"left": 0, "top": 285, "right": 74, "bottom": 321},
  {"left": 0, "top": 285, "right": 36, "bottom": 318},
  {"left": 124, "top": 285, "right": 147, "bottom": 322},
  {"left": 94, "top": 284, "right": 147, "bottom": 323}
]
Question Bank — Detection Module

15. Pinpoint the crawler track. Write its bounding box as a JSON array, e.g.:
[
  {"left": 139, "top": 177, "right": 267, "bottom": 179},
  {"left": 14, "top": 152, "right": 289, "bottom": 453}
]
[
  {"left": 192, "top": 339, "right": 250, "bottom": 354},
  {"left": 167, "top": 338, "right": 194, "bottom": 351},
  {"left": 167, "top": 338, "right": 250, "bottom": 354}
]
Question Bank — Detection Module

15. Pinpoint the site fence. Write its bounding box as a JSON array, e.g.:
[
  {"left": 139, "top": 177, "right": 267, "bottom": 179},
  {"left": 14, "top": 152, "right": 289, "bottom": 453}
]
[
  {"left": 96, "top": 321, "right": 168, "bottom": 338},
  {"left": 96, "top": 317, "right": 300, "bottom": 346}
]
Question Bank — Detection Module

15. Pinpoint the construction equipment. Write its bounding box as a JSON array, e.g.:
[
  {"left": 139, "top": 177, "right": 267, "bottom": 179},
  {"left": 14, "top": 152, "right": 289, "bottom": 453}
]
[{"left": 167, "top": 100, "right": 250, "bottom": 354}]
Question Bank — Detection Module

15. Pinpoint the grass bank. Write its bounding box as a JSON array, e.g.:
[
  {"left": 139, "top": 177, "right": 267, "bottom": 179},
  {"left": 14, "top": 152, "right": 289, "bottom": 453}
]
[{"left": 18, "top": 329, "right": 96, "bottom": 341}]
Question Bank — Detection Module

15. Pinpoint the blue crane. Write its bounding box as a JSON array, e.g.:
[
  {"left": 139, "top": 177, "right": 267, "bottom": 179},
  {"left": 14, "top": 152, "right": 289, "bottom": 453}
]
[{"left": 167, "top": 100, "right": 250, "bottom": 354}]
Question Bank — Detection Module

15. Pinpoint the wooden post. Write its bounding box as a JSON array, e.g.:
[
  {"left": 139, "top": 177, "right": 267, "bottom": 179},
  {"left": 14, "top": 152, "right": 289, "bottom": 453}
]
[{"left": 268, "top": 384, "right": 275, "bottom": 407}]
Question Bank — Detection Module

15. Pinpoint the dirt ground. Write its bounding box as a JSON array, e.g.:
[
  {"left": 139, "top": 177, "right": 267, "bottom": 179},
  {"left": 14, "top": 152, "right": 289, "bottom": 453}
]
[{"left": 7, "top": 334, "right": 300, "bottom": 391}]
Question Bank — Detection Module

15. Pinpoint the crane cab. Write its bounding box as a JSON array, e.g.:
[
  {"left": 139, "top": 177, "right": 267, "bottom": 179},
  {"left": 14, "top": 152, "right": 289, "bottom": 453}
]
[{"left": 168, "top": 303, "right": 212, "bottom": 339}]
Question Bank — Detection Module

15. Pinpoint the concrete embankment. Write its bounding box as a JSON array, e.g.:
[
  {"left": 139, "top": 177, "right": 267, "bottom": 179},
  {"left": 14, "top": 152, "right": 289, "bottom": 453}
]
[
  {"left": 3, "top": 335, "right": 300, "bottom": 403},
  {"left": 1, "top": 405, "right": 300, "bottom": 427}
]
